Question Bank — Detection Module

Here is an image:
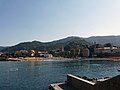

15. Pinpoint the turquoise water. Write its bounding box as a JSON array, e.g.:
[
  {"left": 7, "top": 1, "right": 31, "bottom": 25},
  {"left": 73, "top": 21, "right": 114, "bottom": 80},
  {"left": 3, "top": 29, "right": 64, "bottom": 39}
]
[{"left": 0, "top": 59, "right": 120, "bottom": 90}]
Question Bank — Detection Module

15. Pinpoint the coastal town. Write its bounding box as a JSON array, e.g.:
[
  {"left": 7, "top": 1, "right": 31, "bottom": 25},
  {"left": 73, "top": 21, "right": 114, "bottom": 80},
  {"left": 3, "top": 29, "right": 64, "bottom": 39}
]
[
  {"left": 1, "top": 0, "right": 120, "bottom": 90},
  {"left": 0, "top": 43, "right": 120, "bottom": 61}
]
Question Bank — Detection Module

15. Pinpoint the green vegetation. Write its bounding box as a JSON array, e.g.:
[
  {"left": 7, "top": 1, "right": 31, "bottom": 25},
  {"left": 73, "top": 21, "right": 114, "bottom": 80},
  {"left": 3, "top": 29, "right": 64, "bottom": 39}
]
[{"left": 1, "top": 37, "right": 91, "bottom": 52}]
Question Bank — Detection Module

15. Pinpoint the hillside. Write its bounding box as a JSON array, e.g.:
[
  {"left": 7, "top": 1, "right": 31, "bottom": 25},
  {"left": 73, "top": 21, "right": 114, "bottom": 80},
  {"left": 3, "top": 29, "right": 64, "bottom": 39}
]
[
  {"left": 85, "top": 35, "right": 120, "bottom": 46},
  {"left": 1, "top": 35, "right": 120, "bottom": 52},
  {"left": 0, "top": 46, "right": 6, "bottom": 51},
  {"left": 1, "top": 36, "right": 91, "bottom": 52}
]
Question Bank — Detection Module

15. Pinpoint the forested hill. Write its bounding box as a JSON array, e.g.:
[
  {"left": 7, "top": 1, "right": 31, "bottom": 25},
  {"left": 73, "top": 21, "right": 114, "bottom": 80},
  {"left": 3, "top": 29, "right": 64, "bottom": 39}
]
[
  {"left": 1, "top": 35, "right": 120, "bottom": 52},
  {"left": 0, "top": 46, "right": 5, "bottom": 51},
  {"left": 85, "top": 35, "right": 120, "bottom": 46},
  {"left": 1, "top": 36, "right": 91, "bottom": 52}
]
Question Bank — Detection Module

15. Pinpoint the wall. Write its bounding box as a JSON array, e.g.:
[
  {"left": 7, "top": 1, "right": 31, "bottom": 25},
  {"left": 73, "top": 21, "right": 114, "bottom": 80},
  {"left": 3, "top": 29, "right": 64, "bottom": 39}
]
[
  {"left": 67, "top": 74, "right": 120, "bottom": 90},
  {"left": 67, "top": 74, "right": 94, "bottom": 90},
  {"left": 94, "top": 75, "right": 120, "bottom": 90}
]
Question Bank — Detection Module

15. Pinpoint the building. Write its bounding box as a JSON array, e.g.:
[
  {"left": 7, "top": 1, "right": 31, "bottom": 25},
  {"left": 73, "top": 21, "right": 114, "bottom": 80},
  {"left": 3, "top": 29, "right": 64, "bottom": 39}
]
[
  {"left": 31, "top": 50, "right": 35, "bottom": 56},
  {"left": 95, "top": 46, "right": 120, "bottom": 54},
  {"left": 44, "top": 54, "right": 53, "bottom": 58},
  {"left": 82, "top": 48, "right": 90, "bottom": 57},
  {"left": 0, "top": 52, "right": 3, "bottom": 56}
]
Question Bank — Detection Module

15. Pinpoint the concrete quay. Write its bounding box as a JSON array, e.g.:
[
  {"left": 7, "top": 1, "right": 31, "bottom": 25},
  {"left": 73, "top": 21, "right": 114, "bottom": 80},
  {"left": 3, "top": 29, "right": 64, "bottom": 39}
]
[
  {"left": 49, "top": 74, "right": 120, "bottom": 90},
  {"left": 49, "top": 82, "right": 77, "bottom": 90}
]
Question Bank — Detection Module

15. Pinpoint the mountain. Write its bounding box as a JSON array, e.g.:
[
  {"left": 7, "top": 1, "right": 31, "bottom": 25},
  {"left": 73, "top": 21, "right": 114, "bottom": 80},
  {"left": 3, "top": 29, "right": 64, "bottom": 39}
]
[
  {"left": 1, "top": 36, "right": 91, "bottom": 52},
  {"left": 2, "top": 35, "right": 120, "bottom": 52},
  {"left": 1, "top": 41, "right": 43, "bottom": 52},
  {"left": 0, "top": 46, "right": 6, "bottom": 51},
  {"left": 85, "top": 35, "right": 120, "bottom": 46}
]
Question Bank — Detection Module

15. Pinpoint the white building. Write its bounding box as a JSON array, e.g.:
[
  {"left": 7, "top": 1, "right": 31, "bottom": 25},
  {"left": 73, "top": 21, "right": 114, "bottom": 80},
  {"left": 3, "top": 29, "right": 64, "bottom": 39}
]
[{"left": 95, "top": 46, "right": 120, "bottom": 54}]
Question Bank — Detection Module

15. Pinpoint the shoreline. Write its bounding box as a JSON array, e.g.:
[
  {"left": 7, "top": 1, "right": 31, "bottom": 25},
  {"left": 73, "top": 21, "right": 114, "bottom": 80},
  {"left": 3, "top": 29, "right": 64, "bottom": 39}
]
[
  {"left": 0, "top": 57, "right": 120, "bottom": 61},
  {"left": 6, "top": 57, "right": 46, "bottom": 61},
  {"left": 51, "top": 57, "right": 120, "bottom": 61}
]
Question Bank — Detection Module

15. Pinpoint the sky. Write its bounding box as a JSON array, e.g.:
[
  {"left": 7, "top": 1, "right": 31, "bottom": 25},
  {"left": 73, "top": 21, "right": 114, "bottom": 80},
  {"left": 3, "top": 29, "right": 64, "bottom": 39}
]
[{"left": 0, "top": 0, "right": 120, "bottom": 46}]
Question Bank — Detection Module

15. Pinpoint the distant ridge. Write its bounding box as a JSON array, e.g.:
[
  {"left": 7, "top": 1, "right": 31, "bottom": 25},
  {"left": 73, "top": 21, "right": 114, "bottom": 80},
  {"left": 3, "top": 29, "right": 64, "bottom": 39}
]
[
  {"left": 1, "top": 36, "right": 91, "bottom": 52},
  {"left": 1, "top": 35, "right": 120, "bottom": 52},
  {"left": 0, "top": 46, "right": 6, "bottom": 51},
  {"left": 85, "top": 35, "right": 120, "bottom": 45}
]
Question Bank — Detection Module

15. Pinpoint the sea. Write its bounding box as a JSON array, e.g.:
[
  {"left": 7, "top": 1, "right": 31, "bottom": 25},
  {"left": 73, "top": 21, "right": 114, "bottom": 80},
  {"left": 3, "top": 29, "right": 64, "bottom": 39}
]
[{"left": 0, "top": 59, "right": 120, "bottom": 90}]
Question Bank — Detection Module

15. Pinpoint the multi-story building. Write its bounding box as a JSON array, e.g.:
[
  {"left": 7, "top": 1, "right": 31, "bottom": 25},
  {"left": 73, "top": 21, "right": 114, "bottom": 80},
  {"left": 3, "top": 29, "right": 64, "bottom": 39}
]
[
  {"left": 82, "top": 48, "right": 90, "bottom": 57},
  {"left": 95, "top": 46, "right": 120, "bottom": 54}
]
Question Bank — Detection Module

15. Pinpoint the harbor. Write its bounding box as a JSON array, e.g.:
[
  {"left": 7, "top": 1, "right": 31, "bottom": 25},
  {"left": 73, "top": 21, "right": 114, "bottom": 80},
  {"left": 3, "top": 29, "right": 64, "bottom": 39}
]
[{"left": 0, "top": 59, "right": 120, "bottom": 90}]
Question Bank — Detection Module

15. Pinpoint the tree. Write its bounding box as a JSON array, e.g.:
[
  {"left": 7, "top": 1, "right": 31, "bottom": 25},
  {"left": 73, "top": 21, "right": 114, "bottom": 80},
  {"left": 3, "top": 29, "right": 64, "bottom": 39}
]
[{"left": 104, "top": 43, "right": 112, "bottom": 47}]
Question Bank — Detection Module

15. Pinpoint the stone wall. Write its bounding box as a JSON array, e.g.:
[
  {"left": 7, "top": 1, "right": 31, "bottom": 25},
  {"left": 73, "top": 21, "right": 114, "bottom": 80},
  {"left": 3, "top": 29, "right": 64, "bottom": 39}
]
[
  {"left": 94, "top": 75, "right": 120, "bottom": 90},
  {"left": 67, "top": 74, "right": 120, "bottom": 90},
  {"left": 67, "top": 74, "right": 95, "bottom": 90}
]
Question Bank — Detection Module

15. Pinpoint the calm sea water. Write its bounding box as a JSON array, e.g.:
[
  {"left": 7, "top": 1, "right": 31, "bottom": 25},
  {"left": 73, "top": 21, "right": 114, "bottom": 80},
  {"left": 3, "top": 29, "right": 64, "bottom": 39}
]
[{"left": 0, "top": 59, "right": 120, "bottom": 90}]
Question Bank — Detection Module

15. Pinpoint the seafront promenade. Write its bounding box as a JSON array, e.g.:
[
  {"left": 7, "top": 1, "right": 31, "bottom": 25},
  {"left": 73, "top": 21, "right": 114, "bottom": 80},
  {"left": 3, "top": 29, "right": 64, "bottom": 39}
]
[
  {"left": 1, "top": 57, "right": 120, "bottom": 61},
  {"left": 7, "top": 57, "right": 46, "bottom": 61}
]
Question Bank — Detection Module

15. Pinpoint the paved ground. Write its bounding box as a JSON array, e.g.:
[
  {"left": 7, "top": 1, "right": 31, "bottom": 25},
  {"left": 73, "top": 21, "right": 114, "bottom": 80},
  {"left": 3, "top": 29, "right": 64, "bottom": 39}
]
[{"left": 58, "top": 83, "right": 78, "bottom": 90}]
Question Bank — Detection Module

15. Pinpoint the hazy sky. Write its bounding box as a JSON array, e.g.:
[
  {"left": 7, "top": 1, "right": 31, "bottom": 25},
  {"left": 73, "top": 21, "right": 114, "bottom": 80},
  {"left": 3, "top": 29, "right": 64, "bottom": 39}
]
[{"left": 0, "top": 0, "right": 120, "bottom": 46}]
